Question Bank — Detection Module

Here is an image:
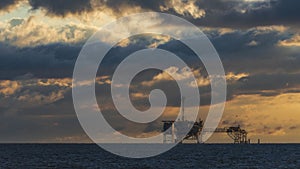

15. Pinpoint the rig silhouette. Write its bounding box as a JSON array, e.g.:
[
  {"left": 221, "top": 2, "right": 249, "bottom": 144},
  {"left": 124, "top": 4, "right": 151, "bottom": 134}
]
[{"left": 162, "top": 98, "right": 249, "bottom": 144}]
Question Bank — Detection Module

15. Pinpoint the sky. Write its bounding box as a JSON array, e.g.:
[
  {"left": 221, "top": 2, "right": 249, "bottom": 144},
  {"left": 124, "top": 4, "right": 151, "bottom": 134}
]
[{"left": 0, "top": 0, "right": 299, "bottom": 143}]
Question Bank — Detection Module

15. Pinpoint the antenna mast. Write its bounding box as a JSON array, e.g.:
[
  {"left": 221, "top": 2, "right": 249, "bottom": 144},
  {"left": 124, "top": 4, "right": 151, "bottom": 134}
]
[{"left": 182, "top": 96, "right": 185, "bottom": 121}]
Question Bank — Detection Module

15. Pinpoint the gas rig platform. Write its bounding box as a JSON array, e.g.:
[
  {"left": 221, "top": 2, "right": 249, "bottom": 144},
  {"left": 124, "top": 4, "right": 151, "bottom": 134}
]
[
  {"left": 162, "top": 119, "right": 248, "bottom": 144},
  {"left": 162, "top": 98, "right": 249, "bottom": 144}
]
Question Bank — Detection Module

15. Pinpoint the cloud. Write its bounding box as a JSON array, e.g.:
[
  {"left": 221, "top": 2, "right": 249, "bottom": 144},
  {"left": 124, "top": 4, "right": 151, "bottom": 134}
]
[
  {"left": 219, "top": 93, "right": 300, "bottom": 141},
  {"left": 0, "top": 25, "right": 299, "bottom": 100},
  {"left": 28, "top": 0, "right": 92, "bottom": 17},
  {"left": 160, "top": 0, "right": 206, "bottom": 19},
  {"left": 202, "top": 27, "right": 236, "bottom": 36},
  {"left": 0, "top": 3, "right": 299, "bottom": 142},
  {"left": 153, "top": 66, "right": 193, "bottom": 81},
  {"left": 2, "top": 0, "right": 300, "bottom": 30},
  {"left": 0, "top": 78, "right": 71, "bottom": 108},
  {"left": 0, "top": 0, "right": 23, "bottom": 12},
  {"left": 140, "top": 67, "right": 210, "bottom": 90},
  {"left": 208, "top": 26, "right": 300, "bottom": 75},
  {"left": 117, "top": 35, "right": 172, "bottom": 48},
  {"left": 247, "top": 40, "right": 259, "bottom": 46},
  {"left": 253, "top": 25, "right": 288, "bottom": 33},
  {"left": 0, "top": 80, "right": 21, "bottom": 96},
  {"left": 278, "top": 34, "right": 300, "bottom": 47},
  {"left": 25, "top": 0, "right": 206, "bottom": 20},
  {"left": 226, "top": 72, "right": 250, "bottom": 81},
  {"left": 0, "top": 76, "right": 112, "bottom": 106},
  {"left": 130, "top": 92, "right": 148, "bottom": 99},
  {"left": 187, "top": 0, "right": 300, "bottom": 29},
  {"left": 0, "top": 42, "right": 81, "bottom": 79},
  {"left": 0, "top": 16, "right": 95, "bottom": 47},
  {"left": 37, "top": 78, "right": 72, "bottom": 87},
  {"left": 189, "top": 70, "right": 210, "bottom": 88},
  {"left": 73, "top": 76, "right": 112, "bottom": 87},
  {"left": 142, "top": 67, "right": 249, "bottom": 88},
  {"left": 17, "top": 89, "right": 66, "bottom": 105}
]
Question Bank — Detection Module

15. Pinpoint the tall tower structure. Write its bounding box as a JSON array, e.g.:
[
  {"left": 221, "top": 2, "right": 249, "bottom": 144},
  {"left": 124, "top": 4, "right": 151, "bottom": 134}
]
[{"left": 181, "top": 96, "right": 185, "bottom": 121}]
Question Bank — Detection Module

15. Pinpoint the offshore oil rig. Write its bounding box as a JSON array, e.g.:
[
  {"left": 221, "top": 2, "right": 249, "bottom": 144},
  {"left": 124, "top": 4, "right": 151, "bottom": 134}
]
[{"left": 162, "top": 98, "right": 249, "bottom": 144}]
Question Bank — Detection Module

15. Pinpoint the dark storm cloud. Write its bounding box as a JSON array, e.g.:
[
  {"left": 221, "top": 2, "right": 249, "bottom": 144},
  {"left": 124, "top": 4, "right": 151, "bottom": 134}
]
[
  {"left": 27, "top": 0, "right": 164, "bottom": 17},
  {"left": 1, "top": 0, "right": 300, "bottom": 143},
  {"left": 0, "top": 43, "right": 80, "bottom": 79},
  {"left": 195, "top": 0, "right": 300, "bottom": 28},
  {"left": 206, "top": 28, "right": 300, "bottom": 74},
  {"left": 23, "top": 0, "right": 300, "bottom": 28},
  {"left": 99, "top": 0, "right": 164, "bottom": 15},
  {"left": 204, "top": 29, "right": 300, "bottom": 99},
  {"left": 102, "top": 0, "right": 300, "bottom": 29},
  {"left": 1, "top": 29, "right": 299, "bottom": 100},
  {"left": 126, "top": 0, "right": 300, "bottom": 28},
  {"left": 227, "top": 73, "right": 300, "bottom": 97},
  {"left": 28, "top": 0, "right": 92, "bottom": 16},
  {"left": 128, "top": 29, "right": 300, "bottom": 104},
  {"left": 0, "top": 35, "right": 299, "bottom": 142},
  {"left": 0, "top": 0, "right": 21, "bottom": 11},
  {"left": 1, "top": 30, "right": 298, "bottom": 111},
  {"left": 26, "top": 0, "right": 164, "bottom": 17},
  {"left": 1, "top": 0, "right": 298, "bottom": 29}
]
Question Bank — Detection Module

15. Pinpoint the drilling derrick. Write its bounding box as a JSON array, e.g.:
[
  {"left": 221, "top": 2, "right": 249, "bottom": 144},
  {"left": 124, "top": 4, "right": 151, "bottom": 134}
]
[
  {"left": 162, "top": 120, "right": 175, "bottom": 143},
  {"left": 226, "top": 126, "right": 248, "bottom": 144}
]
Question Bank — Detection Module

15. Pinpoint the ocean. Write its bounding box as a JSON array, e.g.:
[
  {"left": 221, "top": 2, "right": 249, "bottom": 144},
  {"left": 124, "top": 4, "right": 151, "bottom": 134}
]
[{"left": 0, "top": 144, "right": 299, "bottom": 169}]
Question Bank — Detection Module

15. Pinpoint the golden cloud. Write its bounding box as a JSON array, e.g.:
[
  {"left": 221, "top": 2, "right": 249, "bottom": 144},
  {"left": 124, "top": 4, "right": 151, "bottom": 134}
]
[
  {"left": 221, "top": 93, "right": 300, "bottom": 141},
  {"left": 0, "top": 76, "right": 111, "bottom": 106},
  {"left": 254, "top": 25, "right": 288, "bottom": 34},
  {"left": 38, "top": 78, "right": 72, "bottom": 87},
  {"left": 141, "top": 67, "right": 250, "bottom": 88},
  {"left": 226, "top": 72, "right": 249, "bottom": 81},
  {"left": 160, "top": 0, "right": 206, "bottom": 19},
  {"left": 278, "top": 34, "right": 300, "bottom": 47},
  {"left": 0, "top": 80, "right": 21, "bottom": 96}
]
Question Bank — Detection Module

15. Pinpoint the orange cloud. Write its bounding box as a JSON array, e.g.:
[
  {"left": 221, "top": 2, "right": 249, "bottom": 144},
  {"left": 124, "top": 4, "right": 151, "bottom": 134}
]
[
  {"left": 226, "top": 72, "right": 249, "bottom": 81},
  {"left": 0, "top": 80, "right": 21, "bottom": 96},
  {"left": 160, "top": 0, "right": 206, "bottom": 19},
  {"left": 218, "top": 93, "right": 300, "bottom": 142}
]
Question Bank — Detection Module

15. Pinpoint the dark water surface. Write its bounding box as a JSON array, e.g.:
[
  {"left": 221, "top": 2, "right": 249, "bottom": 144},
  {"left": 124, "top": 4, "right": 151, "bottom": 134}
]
[{"left": 0, "top": 144, "right": 299, "bottom": 169}]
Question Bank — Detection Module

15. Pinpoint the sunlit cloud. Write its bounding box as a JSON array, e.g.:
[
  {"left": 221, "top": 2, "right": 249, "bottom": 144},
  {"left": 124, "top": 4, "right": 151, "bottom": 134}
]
[
  {"left": 116, "top": 34, "right": 172, "bottom": 48},
  {"left": 0, "top": 76, "right": 111, "bottom": 107},
  {"left": 141, "top": 66, "right": 200, "bottom": 87},
  {"left": 140, "top": 67, "right": 251, "bottom": 89},
  {"left": 0, "top": 80, "right": 21, "bottom": 96},
  {"left": 203, "top": 27, "right": 236, "bottom": 36},
  {"left": 253, "top": 25, "right": 288, "bottom": 33},
  {"left": 0, "top": 0, "right": 299, "bottom": 143},
  {"left": 221, "top": 93, "right": 300, "bottom": 141},
  {"left": 37, "top": 78, "right": 72, "bottom": 87},
  {"left": 160, "top": 0, "right": 206, "bottom": 19},
  {"left": 247, "top": 40, "right": 259, "bottom": 46},
  {"left": 226, "top": 72, "right": 250, "bottom": 81},
  {"left": 278, "top": 34, "right": 300, "bottom": 47},
  {"left": 0, "top": 16, "right": 96, "bottom": 47}
]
